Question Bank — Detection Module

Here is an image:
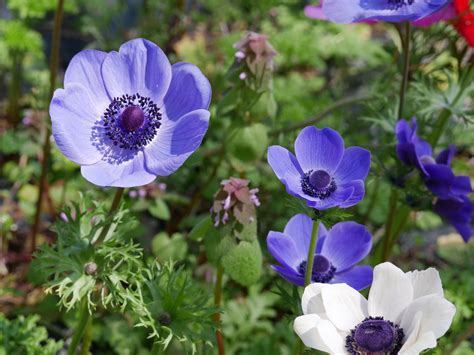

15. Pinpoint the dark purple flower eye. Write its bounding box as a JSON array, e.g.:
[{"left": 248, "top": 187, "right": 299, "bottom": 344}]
[
  {"left": 50, "top": 38, "right": 212, "bottom": 187},
  {"left": 346, "top": 317, "right": 404, "bottom": 355},
  {"left": 267, "top": 126, "right": 371, "bottom": 210},
  {"left": 266, "top": 214, "right": 373, "bottom": 290}
]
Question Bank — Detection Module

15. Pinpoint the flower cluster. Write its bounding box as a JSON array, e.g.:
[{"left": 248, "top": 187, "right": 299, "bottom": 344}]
[
  {"left": 395, "top": 117, "right": 473, "bottom": 242},
  {"left": 294, "top": 262, "right": 456, "bottom": 354},
  {"left": 234, "top": 31, "right": 277, "bottom": 74},
  {"left": 211, "top": 177, "right": 260, "bottom": 226}
]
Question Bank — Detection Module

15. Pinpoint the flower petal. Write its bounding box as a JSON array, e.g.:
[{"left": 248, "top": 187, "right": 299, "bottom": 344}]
[
  {"left": 321, "top": 221, "right": 372, "bottom": 272},
  {"left": 332, "top": 265, "right": 373, "bottom": 291},
  {"left": 400, "top": 294, "right": 456, "bottom": 340},
  {"left": 337, "top": 180, "right": 366, "bottom": 208},
  {"left": 294, "top": 126, "right": 344, "bottom": 174},
  {"left": 267, "top": 145, "right": 303, "bottom": 182},
  {"left": 321, "top": 283, "right": 368, "bottom": 332},
  {"left": 399, "top": 312, "right": 437, "bottom": 355},
  {"left": 293, "top": 314, "right": 346, "bottom": 353},
  {"left": 101, "top": 38, "right": 172, "bottom": 104},
  {"left": 163, "top": 62, "right": 211, "bottom": 121},
  {"left": 144, "top": 109, "right": 210, "bottom": 176},
  {"left": 302, "top": 283, "right": 325, "bottom": 315},
  {"left": 368, "top": 262, "right": 413, "bottom": 323},
  {"left": 333, "top": 147, "right": 371, "bottom": 184},
  {"left": 50, "top": 84, "right": 102, "bottom": 165},
  {"left": 271, "top": 265, "right": 304, "bottom": 286},
  {"left": 306, "top": 183, "right": 355, "bottom": 210},
  {"left": 406, "top": 267, "right": 444, "bottom": 299},
  {"left": 81, "top": 151, "right": 156, "bottom": 187},
  {"left": 64, "top": 49, "right": 109, "bottom": 108},
  {"left": 267, "top": 231, "right": 304, "bottom": 270},
  {"left": 436, "top": 144, "right": 455, "bottom": 166},
  {"left": 424, "top": 164, "right": 455, "bottom": 198},
  {"left": 283, "top": 214, "right": 328, "bottom": 256}
]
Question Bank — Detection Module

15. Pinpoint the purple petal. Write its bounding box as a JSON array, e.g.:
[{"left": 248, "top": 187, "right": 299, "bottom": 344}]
[
  {"left": 101, "top": 38, "right": 172, "bottom": 105},
  {"left": 304, "top": 4, "right": 327, "bottom": 20},
  {"left": 333, "top": 147, "right": 371, "bottom": 185},
  {"left": 423, "top": 164, "right": 455, "bottom": 198},
  {"left": 144, "top": 109, "right": 210, "bottom": 176},
  {"left": 81, "top": 151, "right": 156, "bottom": 187},
  {"left": 451, "top": 176, "right": 473, "bottom": 196},
  {"left": 64, "top": 49, "right": 109, "bottom": 108},
  {"left": 434, "top": 196, "right": 473, "bottom": 243},
  {"left": 294, "top": 126, "right": 344, "bottom": 174},
  {"left": 267, "top": 145, "right": 305, "bottom": 198},
  {"left": 306, "top": 184, "right": 355, "bottom": 210},
  {"left": 283, "top": 214, "right": 328, "bottom": 255},
  {"left": 271, "top": 265, "right": 304, "bottom": 286},
  {"left": 320, "top": 221, "right": 372, "bottom": 272},
  {"left": 436, "top": 145, "right": 455, "bottom": 166},
  {"left": 50, "top": 84, "right": 102, "bottom": 165},
  {"left": 267, "top": 231, "right": 305, "bottom": 270},
  {"left": 413, "top": 3, "right": 455, "bottom": 27},
  {"left": 337, "top": 180, "right": 365, "bottom": 208},
  {"left": 164, "top": 62, "right": 211, "bottom": 122},
  {"left": 331, "top": 265, "right": 373, "bottom": 291}
]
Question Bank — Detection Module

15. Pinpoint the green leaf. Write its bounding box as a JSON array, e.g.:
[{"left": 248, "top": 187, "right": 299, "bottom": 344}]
[
  {"left": 151, "top": 232, "right": 187, "bottom": 261},
  {"left": 228, "top": 123, "right": 269, "bottom": 164},
  {"left": 188, "top": 215, "right": 213, "bottom": 241},
  {"left": 204, "top": 226, "right": 236, "bottom": 265},
  {"left": 149, "top": 199, "right": 170, "bottom": 221}
]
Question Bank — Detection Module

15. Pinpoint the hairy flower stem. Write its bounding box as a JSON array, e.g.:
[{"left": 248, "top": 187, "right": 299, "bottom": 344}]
[
  {"left": 30, "top": 0, "right": 65, "bottom": 253},
  {"left": 78, "top": 316, "right": 93, "bottom": 355},
  {"left": 94, "top": 187, "right": 125, "bottom": 245},
  {"left": 304, "top": 221, "right": 320, "bottom": 286},
  {"left": 67, "top": 300, "right": 91, "bottom": 355},
  {"left": 213, "top": 265, "right": 225, "bottom": 355},
  {"left": 397, "top": 22, "right": 411, "bottom": 119}
]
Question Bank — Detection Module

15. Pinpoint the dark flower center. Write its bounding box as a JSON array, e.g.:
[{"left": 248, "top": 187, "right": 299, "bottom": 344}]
[
  {"left": 102, "top": 93, "right": 162, "bottom": 150},
  {"left": 297, "top": 255, "right": 336, "bottom": 283},
  {"left": 387, "top": 0, "right": 415, "bottom": 10},
  {"left": 121, "top": 106, "right": 145, "bottom": 132},
  {"left": 301, "top": 169, "right": 337, "bottom": 199},
  {"left": 346, "top": 317, "right": 404, "bottom": 355}
]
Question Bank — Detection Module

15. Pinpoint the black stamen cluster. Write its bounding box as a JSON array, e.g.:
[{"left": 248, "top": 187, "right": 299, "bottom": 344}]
[
  {"left": 387, "top": 0, "right": 415, "bottom": 10},
  {"left": 297, "top": 260, "right": 337, "bottom": 283},
  {"left": 103, "top": 93, "right": 161, "bottom": 150},
  {"left": 345, "top": 316, "right": 404, "bottom": 355},
  {"left": 301, "top": 170, "right": 337, "bottom": 199}
]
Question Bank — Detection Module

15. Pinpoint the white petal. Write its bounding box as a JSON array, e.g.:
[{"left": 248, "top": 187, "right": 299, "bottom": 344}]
[
  {"left": 293, "top": 314, "right": 346, "bottom": 353},
  {"left": 302, "top": 283, "right": 325, "bottom": 315},
  {"left": 321, "top": 283, "right": 368, "bottom": 332},
  {"left": 406, "top": 267, "right": 443, "bottom": 298},
  {"left": 368, "top": 262, "right": 413, "bottom": 323},
  {"left": 400, "top": 294, "right": 456, "bottom": 339},
  {"left": 399, "top": 311, "right": 437, "bottom": 355}
]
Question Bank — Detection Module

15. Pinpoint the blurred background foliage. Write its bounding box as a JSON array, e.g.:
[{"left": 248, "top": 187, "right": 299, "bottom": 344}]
[{"left": 0, "top": 0, "right": 473, "bottom": 354}]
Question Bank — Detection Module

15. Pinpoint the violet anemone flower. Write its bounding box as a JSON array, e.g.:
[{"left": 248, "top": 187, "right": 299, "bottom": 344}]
[
  {"left": 294, "top": 262, "right": 456, "bottom": 354},
  {"left": 267, "top": 214, "right": 373, "bottom": 290},
  {"left": 395, "top": 118, "right": 472, "bottom": 200},
  {"left": 304, "top": 0, "right": 455, "bottom": 26},
  {"left": 267, "top": 126, "right": 371, "bottom": 209},
  {"left": 319, "top": 0, "right": 453, "bottom": 24},
  {"left": 434, "top": 196, "right": 473, "bottom": 242},
  {"left": 50, "top": 38, "right": 211, "bottom": 187}
]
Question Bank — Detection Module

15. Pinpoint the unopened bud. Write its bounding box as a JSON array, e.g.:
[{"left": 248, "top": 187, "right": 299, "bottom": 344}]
[
  {"left": 84, "top": 262, "right": 98, "bottom": 275},
  {"left": 158, "top": 312, "right": 172, "bottom": 326}
]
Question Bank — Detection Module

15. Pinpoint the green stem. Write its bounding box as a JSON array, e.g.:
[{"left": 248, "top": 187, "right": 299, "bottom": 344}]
[
  {"left": 67, "top": 301, "right": 90, "bottom": 355},
  {"left": 213, "top": 265, "right": 225, "bottom": 355},
  {"left": 94, "top": 187, "right": 125, "bottom": 245},
  {"left": 30, "top": 0, "right": 65, "bottom": 253},
  {"left": 78, "top": 316, "right": 92, "bottom": 355},
  {"left": 304, "top": 221, "right": 320, "bottom": 286},
  {"left": 397, "top": 22, "right": 412, "bottom": 119}
]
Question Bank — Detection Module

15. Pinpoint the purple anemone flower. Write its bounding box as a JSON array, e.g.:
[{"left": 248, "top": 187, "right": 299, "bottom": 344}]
[
  {"left": 395, "top": 118, "right": 472, "bottom": 200},
  {"left": 304, "top": 1, "right": 455, "bottom": 26},
  {"left": 267, "top": 126, "right": 371, "bottom": 210},
  {"left": 267, "top": 214, "right": 373, "bottom": 290},
  {"left": 320, "top": 0, "right": 452, "bottom": 24},
  {"left": 434, "top": 196, "right": 473, "bottom": 242},
  {"left": 50, "top": 38, "right": 211, "bottom": 187}
]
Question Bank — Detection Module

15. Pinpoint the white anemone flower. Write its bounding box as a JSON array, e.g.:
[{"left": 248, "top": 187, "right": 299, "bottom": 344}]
[{"left": 294, "top": 262, "right": 456, "bottom": 355}]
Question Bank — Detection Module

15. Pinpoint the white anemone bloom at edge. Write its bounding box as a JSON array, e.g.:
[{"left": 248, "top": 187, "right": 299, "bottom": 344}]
[{"left": 293, "top": 262, "right": 456, "bottom": 355}]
